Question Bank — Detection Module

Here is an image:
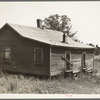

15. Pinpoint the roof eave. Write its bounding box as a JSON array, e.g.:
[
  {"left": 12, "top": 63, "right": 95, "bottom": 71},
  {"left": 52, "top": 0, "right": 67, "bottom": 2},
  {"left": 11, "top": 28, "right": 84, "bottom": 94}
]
[{"left": 50, "top": 44, "right": 95, "bottom": 49}]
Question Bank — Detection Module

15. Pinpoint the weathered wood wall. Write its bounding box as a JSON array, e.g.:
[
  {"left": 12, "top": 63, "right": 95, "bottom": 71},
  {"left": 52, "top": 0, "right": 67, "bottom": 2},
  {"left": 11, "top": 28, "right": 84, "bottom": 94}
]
[
  {"left": 50, "top": 48, "right": 65, "bottom": 76},
  {"left": 50, "top": 47, "right": 94, "bottom": 76},
  {"left": 0, "top": 25, "right": 50, "bottom": 76},
  {"left": 0, "top": 24, "right": 95, "bottom": 77},
  {"left": 71, "top": 54, "right": 81, "bottom": 73},
  {"left": 86, "top": 54, "right": 94, "bottom": 68}
]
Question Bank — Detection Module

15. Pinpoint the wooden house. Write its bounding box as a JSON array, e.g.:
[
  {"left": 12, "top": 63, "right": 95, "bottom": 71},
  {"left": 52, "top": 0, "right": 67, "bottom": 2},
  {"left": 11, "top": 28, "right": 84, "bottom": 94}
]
[{"left": 0, "top": 19, "right": 95, "bottom": 77}]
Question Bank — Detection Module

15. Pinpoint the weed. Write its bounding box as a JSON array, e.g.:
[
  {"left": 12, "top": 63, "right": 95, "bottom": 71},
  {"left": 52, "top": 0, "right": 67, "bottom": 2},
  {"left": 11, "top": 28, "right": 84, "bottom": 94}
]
[{"left": 0, "top": 56, "right": 99, "bottom": 93}]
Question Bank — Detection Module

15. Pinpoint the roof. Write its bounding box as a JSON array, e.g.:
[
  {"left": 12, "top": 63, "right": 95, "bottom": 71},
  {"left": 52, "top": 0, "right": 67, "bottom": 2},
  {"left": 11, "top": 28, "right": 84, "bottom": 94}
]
[{"left": 2, "top": 23, "right": 95, "bottom": 49}]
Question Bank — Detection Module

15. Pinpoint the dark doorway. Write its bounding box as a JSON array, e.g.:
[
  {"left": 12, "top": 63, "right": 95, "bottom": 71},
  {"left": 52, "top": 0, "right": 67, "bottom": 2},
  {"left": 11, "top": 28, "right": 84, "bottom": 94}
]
[
  {"left": 82, "top": 52, "right": 86, "bottom": 68},
  {"left": 65, "top": 52, "right": 71, "bottom": 70}
]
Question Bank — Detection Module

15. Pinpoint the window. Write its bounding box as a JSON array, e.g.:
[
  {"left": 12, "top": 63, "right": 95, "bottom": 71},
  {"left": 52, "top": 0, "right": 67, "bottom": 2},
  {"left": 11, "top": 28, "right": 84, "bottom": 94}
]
[
  {"left": 4, "top": 48, "right": 11, "bottom": 62},
  {"left": 34, "top": 48, "right": 43, "bottom": 65}
]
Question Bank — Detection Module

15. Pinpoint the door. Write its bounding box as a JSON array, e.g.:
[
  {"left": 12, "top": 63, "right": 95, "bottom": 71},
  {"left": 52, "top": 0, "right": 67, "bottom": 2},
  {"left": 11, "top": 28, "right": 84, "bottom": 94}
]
[
  {"left": 65, "top": 52, "right": 71, "bottom": 70},
  {"left": 82, "top": 52, "right": 86, "bottom": 68}
]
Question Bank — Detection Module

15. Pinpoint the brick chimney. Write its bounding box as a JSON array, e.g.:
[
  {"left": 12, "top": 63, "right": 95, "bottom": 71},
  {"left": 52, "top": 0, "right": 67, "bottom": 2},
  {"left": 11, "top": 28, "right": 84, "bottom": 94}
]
[
  {"left": 63, "top": 33, "right": 67, "bottom": 43},
  {"left": 37, "top": 19, "right": 42, "bottom": 29}
]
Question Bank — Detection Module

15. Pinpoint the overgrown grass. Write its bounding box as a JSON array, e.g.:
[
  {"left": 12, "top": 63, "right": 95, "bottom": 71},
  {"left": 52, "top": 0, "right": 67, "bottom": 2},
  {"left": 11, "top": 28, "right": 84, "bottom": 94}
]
[{"left": 0, "top": 56, "right": 100, "bottom": 94}]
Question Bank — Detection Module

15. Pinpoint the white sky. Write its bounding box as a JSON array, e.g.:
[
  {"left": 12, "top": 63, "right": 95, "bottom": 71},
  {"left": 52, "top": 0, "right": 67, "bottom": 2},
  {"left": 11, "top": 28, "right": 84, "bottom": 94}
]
[{"left": 0, "top": 1, "right": 100, "bottom": 46}]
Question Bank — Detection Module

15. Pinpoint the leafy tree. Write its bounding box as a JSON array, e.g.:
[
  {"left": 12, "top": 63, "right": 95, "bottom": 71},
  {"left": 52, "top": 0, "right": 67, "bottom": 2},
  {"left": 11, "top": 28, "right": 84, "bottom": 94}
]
[
  {"left": 96, "top": 44, "right": 100, "bottom": 48},
  {"left": 43, "top": 14, "right": 77, "bottom": 38}
]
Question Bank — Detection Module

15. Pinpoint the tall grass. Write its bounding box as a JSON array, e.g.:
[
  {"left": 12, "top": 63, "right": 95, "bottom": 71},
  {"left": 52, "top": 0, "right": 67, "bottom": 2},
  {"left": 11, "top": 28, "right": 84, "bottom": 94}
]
[
  {"left": 0, "top": 71, "right": 100, "bottom": 94},
  {"left": 0, "top": 55, "right": 99, "bottom": 94}
]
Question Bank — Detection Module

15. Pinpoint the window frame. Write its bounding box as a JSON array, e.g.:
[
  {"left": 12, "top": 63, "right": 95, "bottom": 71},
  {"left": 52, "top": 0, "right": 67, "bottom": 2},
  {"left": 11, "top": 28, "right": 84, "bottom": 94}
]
[
  {"left": 81, "top": 52, "right": 86, "bottom": 67},
  {"left": 3, "top": 47, "right": 11, "bottom": 63},
  {"left": 34, "top": 48, "right": 43, "bottom": 65}
]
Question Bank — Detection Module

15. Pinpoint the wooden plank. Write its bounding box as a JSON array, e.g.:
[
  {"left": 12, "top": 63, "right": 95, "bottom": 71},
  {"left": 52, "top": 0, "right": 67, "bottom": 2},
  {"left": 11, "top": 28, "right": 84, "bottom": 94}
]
[
  {"left": 71, "top": 59, "right": 81, "bottom": 62},
  {"left": 61, "top": 56, "right": 73, "bottom": 66},
  {"left": 51, "top": 57, "right": 62, "bottom": 60},
  {"left": 71, "top": 54, "right": 81, "bottom": 59},
  {"left": 52, "top": 53, "right": 65, "bottom": 57},
  {"left": 51, "top": 70, "right": 64, "bottom": 76},
  {"left": 65, "top": 69, "right": 73, "bottom": 72},
  {"left": 86, "top": 54, "right": 94, "bottom": 59}
]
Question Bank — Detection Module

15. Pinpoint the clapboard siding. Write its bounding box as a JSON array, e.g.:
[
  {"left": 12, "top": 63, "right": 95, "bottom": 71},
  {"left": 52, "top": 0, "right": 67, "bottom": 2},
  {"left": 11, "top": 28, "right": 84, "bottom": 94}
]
[
  {"left": 86, "top": 54, "right": 94, "bottom": 59},
  {"left": 0, "top": 24, "right": 95, "bottom": 77},
  {"left": 0, "top": 24, "right": 50, "bottom": 76},
  {"left": 71, "top": 54, "right": 81, "bottom": 59},
  {"left": 71, "top": 54, "right": 82, "bottom": 72},
  {"left": 50, "top": 47, "right": 82, "bottom": 76},
  {"left": 86, "top": 54, "right": 94, "bottom": 68},
  {"left": 50, "top": 47, "right": 65, "bottom": 76},
  {"left": 50, "top": 47, "right": 94, "bottom": 76}
]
